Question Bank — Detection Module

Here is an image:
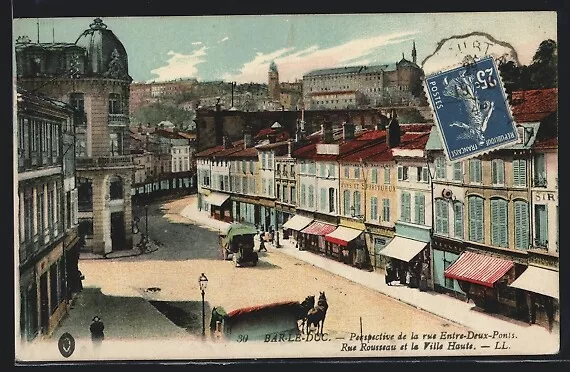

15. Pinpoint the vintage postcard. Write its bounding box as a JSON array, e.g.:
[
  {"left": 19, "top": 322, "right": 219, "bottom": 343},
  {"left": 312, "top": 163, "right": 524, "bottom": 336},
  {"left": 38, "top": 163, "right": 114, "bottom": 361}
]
[{"left": 13, "top": 11, "right": 559, "bottom": 363}]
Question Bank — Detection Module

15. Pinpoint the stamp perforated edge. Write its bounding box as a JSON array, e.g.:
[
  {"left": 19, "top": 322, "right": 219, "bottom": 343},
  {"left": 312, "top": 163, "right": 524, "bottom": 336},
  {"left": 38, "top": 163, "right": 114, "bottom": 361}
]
[{"left": 421, "top": 55, "right": 520, "bottom": 163}]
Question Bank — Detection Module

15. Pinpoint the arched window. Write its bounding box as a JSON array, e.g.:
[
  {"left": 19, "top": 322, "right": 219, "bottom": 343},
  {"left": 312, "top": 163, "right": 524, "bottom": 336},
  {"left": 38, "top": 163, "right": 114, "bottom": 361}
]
[
  {"left": 490, "top": 198, "right": 508, "bottom": 247},
  {"left": 514, "top": 200, "right": 529, "bottom": 250},
  {"left": 109, "top": 176, "right": 123, "bottom": 200},
  {"left": 468, "top": 196, "right": 484, "bottom": 242}
]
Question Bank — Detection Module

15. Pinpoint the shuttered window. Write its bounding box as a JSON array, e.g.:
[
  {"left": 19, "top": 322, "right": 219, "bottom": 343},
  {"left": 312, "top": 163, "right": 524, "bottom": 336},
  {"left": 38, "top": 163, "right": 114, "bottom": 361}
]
[
  {"left": 435, "top": 157, "right": 446, "bottom": 179},
  {"left": 344, "top": 166, "right": 350, "bottom": 178},
  {"left": 382, "top": 199, "right": 390, "bottom": 222},
  {"left": 343, "top": 190, "right": 350, "bottom": 216},
  {"left": 514, "top": 200, "right": 529, "bottom": 250},
  {"left": 370, "top": 197, "right": 378, "bottom": 221},
  {"left": 491, "top": 198, "right": 508, "bottom": 247},
  {"left": 354, "top": 167, "right": 360, "bottom": 179},
  {"left": 353, "top": 191, "right": 361, "bottom": 216},
  {"left": 384, "top": 168, "right": 390, "bottom": 184},
  {"left": 469, "top": 159, "right": 482, "bottom": 183},
  {"left": 453, "top": 202, "right": 464, "bottom": 239},
  {"left": 468, "top": 196, "right": 484, "bottom": 242},
  {"left": 371, "top": 168, "right": 378, "bottom": 184},
  {"left": 453, "top": 162, "right": 463, "bottom": 181},
  {"left": 435, "top": 199, "right": 449, "bottom": 235},
  {"left": 308, "top": 185, "right": 314, "bottom": 208},
  {"left": 513, "top": 159, "right": 527, "bottom": 187},
  {"left": 535, "top": 204, "right": 548, "bottom": 247},
  {"left": 400, "top": 192, "right": 411, "bottom": 222},
  {"left": 320, "top": 188, "right": 326, "bottom": 211},
  {"left": 491, "top": 159, "right": 505, "bottom": 185},
  {"left": 414, "top": 193, "right": 425, "bottom": 225}
]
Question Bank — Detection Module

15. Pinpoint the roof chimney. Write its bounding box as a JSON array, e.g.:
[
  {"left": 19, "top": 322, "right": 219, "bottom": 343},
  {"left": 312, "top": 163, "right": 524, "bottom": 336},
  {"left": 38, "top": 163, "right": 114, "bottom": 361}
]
[
  {"left": 322, "top": 120, "right": 333, "bottom": 144},
  {"left": 244, "top": 124, "right": 253, "bottom": 148},
  {"left": 222, "top": 134, "right": 232, "bottom": 149},
  {"left": 376, "top": 112, "right": 389, "bottom": 130},
  {"left": 387, "top": 110, "right": 401, "bottom": 148},
  {"left": 342, "top": 122, "right": 355, "bottom": 141}
]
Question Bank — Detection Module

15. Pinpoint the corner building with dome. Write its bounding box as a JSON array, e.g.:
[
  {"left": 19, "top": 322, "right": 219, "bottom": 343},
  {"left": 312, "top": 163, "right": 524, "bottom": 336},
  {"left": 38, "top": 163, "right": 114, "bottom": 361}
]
[{"left": 16, "top": 18, "right": 135, "bottom": 255}]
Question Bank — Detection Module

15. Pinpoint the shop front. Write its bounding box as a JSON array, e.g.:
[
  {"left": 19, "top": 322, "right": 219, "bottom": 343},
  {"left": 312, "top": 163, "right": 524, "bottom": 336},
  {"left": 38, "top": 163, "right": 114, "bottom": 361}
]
[
  {"left": 325, "top": 220, "right": 366, "bottom": 268},
  {"left": 431, "top": 236, "right": 467, "bottom": 298},
  {"left": 204, "top": 192, "right": 231, "bottom": 221},
  {"left": 510, "top": 265, "right": 559, "bottom": 331},
  {"left": 299, "top": 221, "right": 336, "bottom": 254},
  {"left": 365, "top": 224, "right": 395, "bottom": 271},
  {"left": 444, "top": 251, "right": 516, "bottom": 315},
  {"left": 282, "top": 214, "right": 313, "bottom": 248},
  {"left": 379, "top": 236, "right": 430, "bottom": 290}
]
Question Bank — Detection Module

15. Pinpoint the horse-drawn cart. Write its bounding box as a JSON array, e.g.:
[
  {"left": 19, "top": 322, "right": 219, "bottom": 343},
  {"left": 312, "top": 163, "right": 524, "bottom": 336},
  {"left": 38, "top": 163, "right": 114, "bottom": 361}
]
[{"left": 219, "top": 223, "right": 259, "bottom": 267}]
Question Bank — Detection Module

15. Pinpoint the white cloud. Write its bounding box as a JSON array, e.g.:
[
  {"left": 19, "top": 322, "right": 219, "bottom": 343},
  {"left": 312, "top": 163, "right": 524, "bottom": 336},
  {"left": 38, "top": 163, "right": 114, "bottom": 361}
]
[
  {"left": 218, "top": 36, "right": 229, "bottom": 43},
  {"left": 191, "top": 41, "right": 203, "bottom": 45},
  {"left": 223, "top": 31, "right": 418, "bottom": 83},
  {"left": 150, "top": 47, "right": 208, "bottom": 81}
]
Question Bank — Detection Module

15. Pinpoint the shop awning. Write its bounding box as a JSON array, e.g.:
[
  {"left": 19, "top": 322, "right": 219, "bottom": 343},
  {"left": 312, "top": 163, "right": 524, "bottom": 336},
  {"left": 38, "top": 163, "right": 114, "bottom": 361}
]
[
  {"left": 325, "top": 226, "right": 363, "bottom": 246},
  {"left": 205, "top": 192, "right": 230, "bottom": 206},
  {"left": 282, "top": 215, "right": 313, "bottom": 231},
  {"left": 444, "top": 251, "right": 513, "bottom": 288},
  {"left": 509, "top": 266, "right": 559, "bottom": 299},
  {"left": 301, "top": 221, "right": 336, "bottom": 236},
  {"left": 378, "top": 236, "right": 426, "bottom": 262}
]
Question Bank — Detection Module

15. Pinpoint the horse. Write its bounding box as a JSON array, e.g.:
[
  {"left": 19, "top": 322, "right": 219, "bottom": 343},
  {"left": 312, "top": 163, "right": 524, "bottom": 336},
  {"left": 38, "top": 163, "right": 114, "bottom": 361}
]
[
  {"left": 306, "top": 291, "right": 328, "bottom": 335},
  {"left": 296, "top": 295, "right": 315, "bottom": 334}
]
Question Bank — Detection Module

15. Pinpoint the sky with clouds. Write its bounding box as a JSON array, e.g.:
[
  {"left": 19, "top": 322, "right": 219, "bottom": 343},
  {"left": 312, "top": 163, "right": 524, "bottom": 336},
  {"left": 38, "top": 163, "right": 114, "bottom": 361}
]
[{"left": 13, "top": 12, "right": 556, "bottom": 83}]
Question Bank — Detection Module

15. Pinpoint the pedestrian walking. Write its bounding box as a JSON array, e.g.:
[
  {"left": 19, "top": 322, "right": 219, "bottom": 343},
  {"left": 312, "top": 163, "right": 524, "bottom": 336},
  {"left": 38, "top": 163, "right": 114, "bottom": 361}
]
[
  {"left": 89, "top": 316, "right": 105, "bottom": 356},
  {"left": 258, "top": 239, "right": 267, "bottom": 252},
  {"left": 270, "top": 228, "right": 275, "bottom": 244}
]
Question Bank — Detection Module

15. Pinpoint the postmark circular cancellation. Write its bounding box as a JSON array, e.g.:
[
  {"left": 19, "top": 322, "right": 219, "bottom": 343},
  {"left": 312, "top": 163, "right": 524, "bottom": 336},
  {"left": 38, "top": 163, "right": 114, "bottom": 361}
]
[{"left": 421, "top": 32, "right": 520, "bottom": 162}]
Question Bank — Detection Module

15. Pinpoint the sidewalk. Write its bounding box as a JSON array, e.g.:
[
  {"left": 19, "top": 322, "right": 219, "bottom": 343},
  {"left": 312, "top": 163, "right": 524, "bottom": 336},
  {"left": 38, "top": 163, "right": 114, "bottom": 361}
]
[
  {"left": 79, "top": 234, "right": 159, "bottom": 260},
  {"left": 178, "top": 195, "right": 559, "bottom": 351}
]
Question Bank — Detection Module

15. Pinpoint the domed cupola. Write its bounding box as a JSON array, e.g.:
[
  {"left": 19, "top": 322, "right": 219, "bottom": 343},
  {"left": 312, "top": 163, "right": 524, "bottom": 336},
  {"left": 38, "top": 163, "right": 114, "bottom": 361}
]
[{"left": 75, "top": 18, "right": 131, "bottom": 80}]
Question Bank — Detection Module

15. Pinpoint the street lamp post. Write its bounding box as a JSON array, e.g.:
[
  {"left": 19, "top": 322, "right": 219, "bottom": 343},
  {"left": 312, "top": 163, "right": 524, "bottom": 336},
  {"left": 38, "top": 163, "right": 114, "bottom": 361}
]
[{"left": 198, "top": 273, "right": 208, "bottom": 337}]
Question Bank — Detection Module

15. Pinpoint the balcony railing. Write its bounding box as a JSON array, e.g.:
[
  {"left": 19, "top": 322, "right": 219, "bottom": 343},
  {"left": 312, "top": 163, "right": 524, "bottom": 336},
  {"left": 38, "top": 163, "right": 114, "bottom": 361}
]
[
  {"left": 108, "top": 113, "right": 129, "bottom": 126},
  {"left": 534, "top": 238, "right": 548, "bottom": 250},
  {"left": 76, "top": 155, "right": 133, "bottom": 170}
]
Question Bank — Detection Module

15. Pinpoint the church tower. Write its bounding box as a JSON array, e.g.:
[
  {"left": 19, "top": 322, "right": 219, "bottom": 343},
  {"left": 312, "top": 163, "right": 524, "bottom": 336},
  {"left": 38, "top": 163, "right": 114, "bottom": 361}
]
[
  {"left": 268, "top": 60, "right": 280, "bottom": 101},
  {"left": 412, "top": 40, "right": 417, "bottom": 64}
]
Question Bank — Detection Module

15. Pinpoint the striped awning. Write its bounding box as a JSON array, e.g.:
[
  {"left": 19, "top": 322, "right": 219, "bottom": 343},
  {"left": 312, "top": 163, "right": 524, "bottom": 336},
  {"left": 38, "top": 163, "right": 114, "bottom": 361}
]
[
  {"left": 509, "top": 266, "right": 559, "bottom": 299},
  {"left": 282, "top": 215, "right": 313, "bottom": 231},
  {"left": 444, "top": 251, "right": 514, "bottom": 288},
  {"left": 301, "top": 221, "right": 336, "bottom": 236},
  {"left": 325, "top": 226, "right": 363, "bottom": 246}
]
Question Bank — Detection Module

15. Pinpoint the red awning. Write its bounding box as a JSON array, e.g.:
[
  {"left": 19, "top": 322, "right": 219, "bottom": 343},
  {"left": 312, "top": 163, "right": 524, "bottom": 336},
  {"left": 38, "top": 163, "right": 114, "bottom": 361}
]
[
  {"left": 301, "top": 221, "right": 336, "bottom": 236},
  {"left": 444, "top": 251, "right": 514, "bottom": 288},
  {"left": 325, "top": 226, "right": 363, "bottom": 246}
]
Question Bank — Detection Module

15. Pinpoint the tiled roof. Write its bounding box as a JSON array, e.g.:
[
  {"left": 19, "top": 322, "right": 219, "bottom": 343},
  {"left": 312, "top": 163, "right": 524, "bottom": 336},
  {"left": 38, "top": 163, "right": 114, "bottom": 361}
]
[
  {"left": 533, "top": 137, "right": 558, "bottom": 150},
  {"left": 393, "top": 132, "right": 431, "bottom": 151},
  {"left": 341, "top": 141, "right": 391, "bottom": 163},
  {"left": 226, "top": 147, "right": 258, "bottom": 158},
  {"left": 195, "top": 145, "right": 224, "bottom": 157},
  {"left": 511, "top": 88, "right": 558, "bottom": 123}
]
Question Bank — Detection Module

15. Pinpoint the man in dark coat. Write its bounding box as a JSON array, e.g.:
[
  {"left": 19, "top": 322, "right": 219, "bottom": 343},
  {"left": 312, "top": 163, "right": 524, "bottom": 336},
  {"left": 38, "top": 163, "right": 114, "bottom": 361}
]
[{"left": 90, "top": 316, "right": 105, "bottom": 355}]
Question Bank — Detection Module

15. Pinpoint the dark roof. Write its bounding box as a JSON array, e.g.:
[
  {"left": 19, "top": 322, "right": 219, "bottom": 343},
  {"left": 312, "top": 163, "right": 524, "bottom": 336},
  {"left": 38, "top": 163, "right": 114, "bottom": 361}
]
[
  {"left": 341, "top": 141, "right": 391, "bottom": 163},
  {"left": 304, "top": 63, "right": 398, "bottom": 78},
  {"left": 392, "top": 132, "right": 431, "bottom": 151},
  {"left": 225, "top": 147, "right": 258, "bottom": 158},
  {"left": 511, "top": 88, "right": 558, "bottom": 123},
  {"left": 195, "top": 145, "right": 224, "bottom": 157}
]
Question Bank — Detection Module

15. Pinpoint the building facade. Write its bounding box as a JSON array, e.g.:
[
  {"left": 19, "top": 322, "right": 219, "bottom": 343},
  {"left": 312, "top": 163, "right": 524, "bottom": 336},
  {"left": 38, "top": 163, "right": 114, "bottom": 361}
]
[
  {"left": 16, "top": 18, "right": 135, "bottom": 254},
  {"left": 17, "top": 90, "right": 78, "bottom": 344}
]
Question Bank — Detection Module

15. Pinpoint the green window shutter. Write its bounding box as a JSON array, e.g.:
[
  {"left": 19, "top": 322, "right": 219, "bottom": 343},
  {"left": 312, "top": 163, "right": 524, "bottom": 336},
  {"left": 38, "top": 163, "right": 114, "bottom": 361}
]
[
  {"left": 405, "top": 192, "right": 411, "bottom": 222},
  {"left": 453, "top": 162, "right": 462, "bottom": 181},
  {"left": 320, "top": 188, "right": 326, "bottom": 211},
  {"left": 454, "top": 202, "right": 464, "bottom": 238},
  {"left": 372, "top": 169, "right": 378, "bottom": 184},
  {"left": 513, "top": 160, "right": 520, "bottom": 186},
  {"left": 499, "top": 199, "right": 508, "bottom": 247},
  {"left": 442, "top": 200, "right": 449, "bottom": 235},
  {"left": 491, "top": 199, "right": 499, "bottom": 245},
  {"left": 520, "top": 201, "right": 529, "bottom": 249},
  {"left": 344, "top": 190, "right": 350, "bottom": 216},
  {"left": 469, "top": 196, "right": 484, "bottom": 242},
  {"left": 301, "top": 185, "right": 306, "bottom": 207},
  {"left": 344, "top": 167, "right": 349, "bottom": 178},
  {"left": 308, "top": 186, "right": 314, "bottom": 208},
  {"left": 476, "top": 198, "right": 484, "bottom": 242},
  {"left": 383, "top": 198, "right": 390, "bottom": 222},
  {"left": 401, "top": 192, "right": 409, "bottom": 221},
  {"left": 371, "top": 197, "right": 378, "bottom": 220},
  {"left": 398, "top": 166, "right": 403, "bottom": 181},
  {"left": 498, "top": 161, "right": 505, "bottom": 185},
  {"left": 354, "top": 191, "right": 361, "bottom": 215},
  {"left": 384, "top": 168, "right": 390, "bottom": 184},
  {"left": 519, "top": 159, "right": 527, "bottom": 187},
  {"left": 415, "top": 193, "right": 425, "bottom": 225}
]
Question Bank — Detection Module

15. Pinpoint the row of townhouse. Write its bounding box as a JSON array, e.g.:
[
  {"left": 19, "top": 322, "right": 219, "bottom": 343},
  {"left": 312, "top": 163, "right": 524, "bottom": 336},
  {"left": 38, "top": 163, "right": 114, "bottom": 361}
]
[
  {"left": 16, "top": 88, "right": 83, "bottom": 345},
  {"left": 195, "top": 89, "right": 558, "bottom": 330}
]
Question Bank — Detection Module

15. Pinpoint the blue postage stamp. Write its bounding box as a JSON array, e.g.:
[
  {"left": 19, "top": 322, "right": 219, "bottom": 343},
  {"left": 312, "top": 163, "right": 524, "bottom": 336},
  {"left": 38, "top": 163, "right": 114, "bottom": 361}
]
[{"left": 425, "top": 56, "right": 519, "bottom": 162}]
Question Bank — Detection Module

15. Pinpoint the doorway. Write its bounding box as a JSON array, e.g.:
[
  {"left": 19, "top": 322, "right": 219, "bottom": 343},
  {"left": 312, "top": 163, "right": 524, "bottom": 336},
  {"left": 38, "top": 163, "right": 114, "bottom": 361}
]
[
  {"left": 39, "top": 273, "right": 49, "bottom": 334},
  {"left": 111, "top": 212, "right": 126, "bottom": 251}
]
